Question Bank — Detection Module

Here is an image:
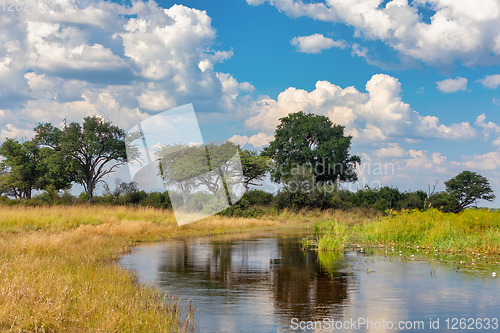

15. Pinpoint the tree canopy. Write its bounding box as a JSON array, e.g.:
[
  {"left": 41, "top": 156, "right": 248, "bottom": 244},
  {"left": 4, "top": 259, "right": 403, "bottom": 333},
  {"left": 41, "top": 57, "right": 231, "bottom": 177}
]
[
  {"left": 34, "top": 116, "right": 128, "bottom": 204},
  {"left": 262, "top": 111, "right": 361, "bottom": 184},
  {"left": 156, "top": 141, "right": 245, "bottom": 208},
  {"left": 0, "top": 138, "right": 72, "bottom": 199},
  {"left": 444, "top": 170, "right": 495, "bottom": 212}
]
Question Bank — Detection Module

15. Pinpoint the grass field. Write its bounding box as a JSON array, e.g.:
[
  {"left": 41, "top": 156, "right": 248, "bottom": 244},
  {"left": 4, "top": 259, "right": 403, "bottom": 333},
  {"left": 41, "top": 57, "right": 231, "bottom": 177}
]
[
  {"left": 0, "top": 205, "right": 348, "bottom": 332},
  {"left": 314, "top": 208, "right": 500, "bottom": 254},
  {"left": 6, "top": 205, "right": 495, "bottom": 331}
]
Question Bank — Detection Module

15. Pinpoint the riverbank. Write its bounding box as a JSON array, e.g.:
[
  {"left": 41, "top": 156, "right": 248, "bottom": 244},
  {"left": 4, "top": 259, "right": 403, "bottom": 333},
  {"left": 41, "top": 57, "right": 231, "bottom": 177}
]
[
  {"left": 314, "top": 208, "right": 500, "bottom": 254},
  {"left": 0, "top": 205, "right": 373, "bottom": 331}
]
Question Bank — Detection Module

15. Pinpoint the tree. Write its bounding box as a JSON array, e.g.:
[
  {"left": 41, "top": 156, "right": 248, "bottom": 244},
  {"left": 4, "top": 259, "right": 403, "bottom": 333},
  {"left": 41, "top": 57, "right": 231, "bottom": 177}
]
[
  {"left": 427, "top": 192, "right": 458, "bottom": 213},
  {"left": 273, "top": 166, "right": 334, "bottom": 210},
  {"left": 0, "top": 138, "right": 72, "bottom": 199},
  {"left": 201, "top": 142, "right": 243, "bottom": 201},
  {"left": 156, "top": 141, "right": 244, "bottom": 208},
  {"left": 444, "top": 171, "right": 495, "bottom": 212},
  {"left": 0, "top": 139, "right": 42, "bottom": 199},
  {"left": 35, "top": 116, "right": 128, "bottom": 204},
  {"left": 239, "top": 149, "right": 271, "bottom": 191},
  {"left": 156, "top": 143, "right": 210, "bottom": 208},
  {"left": 398, "top": 190, "right": 427, "bottom": 210},
  {"left": 109, "top": 180, "right": 140, "bottom": 198},
  {"left": 263, "top": 111, "right": 361, "bottom": 185}
]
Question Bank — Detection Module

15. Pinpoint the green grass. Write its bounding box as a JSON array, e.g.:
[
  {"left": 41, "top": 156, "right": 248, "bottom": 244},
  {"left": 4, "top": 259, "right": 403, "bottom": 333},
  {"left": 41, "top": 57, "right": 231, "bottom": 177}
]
[
  {"left": 314, "top": 208, "right": 500, "bottom": 255},
  {"left": 317, "top": 222, "right": 350, "bottom": 251},
  {"left": 301, "top": 209, "right": 379, "bottom": 251},
  {"left": 356, "top": 208, "right": 500, "bottom": 254}
]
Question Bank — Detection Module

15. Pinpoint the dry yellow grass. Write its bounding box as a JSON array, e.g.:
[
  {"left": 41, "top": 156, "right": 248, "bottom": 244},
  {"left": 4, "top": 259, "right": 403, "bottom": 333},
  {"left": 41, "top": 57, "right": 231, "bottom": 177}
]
[{"left": 0, "top": 205, "right": 326, "bottom": 332}]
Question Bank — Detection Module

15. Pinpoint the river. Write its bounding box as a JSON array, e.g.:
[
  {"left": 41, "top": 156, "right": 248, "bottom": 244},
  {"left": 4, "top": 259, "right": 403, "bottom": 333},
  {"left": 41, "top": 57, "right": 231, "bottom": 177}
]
[{"left": 120, "top": 231, "right": 500, "bottom": 332}]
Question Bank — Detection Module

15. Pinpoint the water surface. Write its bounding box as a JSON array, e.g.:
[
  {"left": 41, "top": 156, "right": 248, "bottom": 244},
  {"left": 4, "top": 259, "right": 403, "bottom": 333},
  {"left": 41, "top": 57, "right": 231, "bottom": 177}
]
[{"left": 120, "top": 232, "right": 500, "bottom": 332}]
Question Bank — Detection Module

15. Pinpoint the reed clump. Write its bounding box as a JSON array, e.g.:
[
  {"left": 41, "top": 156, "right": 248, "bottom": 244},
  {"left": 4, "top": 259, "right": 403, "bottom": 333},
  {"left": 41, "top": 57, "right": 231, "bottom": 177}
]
[
  {"left": 314, "top": 208, "right": 500, "bottom": 254},
  {"left": 300, "top": 208, "right": 380, "bottom": 251},
  {"left": 356, "top": 208, "right": 500, "bottom": 254}
]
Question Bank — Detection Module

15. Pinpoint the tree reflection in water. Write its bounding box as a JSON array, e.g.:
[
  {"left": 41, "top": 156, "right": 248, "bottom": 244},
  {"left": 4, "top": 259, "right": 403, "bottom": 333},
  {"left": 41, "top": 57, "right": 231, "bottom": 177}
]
[
  {"left": 155, "top": 233, "right": 353, "bottom": 326},
  {"left": 123, "top": 233, "right": 500, "bottom": 333}
]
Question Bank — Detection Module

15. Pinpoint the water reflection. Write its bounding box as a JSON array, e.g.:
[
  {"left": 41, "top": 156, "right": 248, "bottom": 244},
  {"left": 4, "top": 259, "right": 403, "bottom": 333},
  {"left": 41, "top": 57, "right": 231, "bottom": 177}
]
[
  {"left": 270, "top": 238, "right": 350, "bottom": 323},
  {"left": 161, "top": 234, "right": 352, "bottom": 330},
  {"left": 120, "top": 232, "right": 500, "bottom": 333}
]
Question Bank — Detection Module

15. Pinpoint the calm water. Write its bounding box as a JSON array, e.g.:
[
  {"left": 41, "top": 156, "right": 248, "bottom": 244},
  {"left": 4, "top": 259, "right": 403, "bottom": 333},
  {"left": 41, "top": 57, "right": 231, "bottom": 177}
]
[{"left": 119, "top": 232, "right": 500, "bottom": 332}]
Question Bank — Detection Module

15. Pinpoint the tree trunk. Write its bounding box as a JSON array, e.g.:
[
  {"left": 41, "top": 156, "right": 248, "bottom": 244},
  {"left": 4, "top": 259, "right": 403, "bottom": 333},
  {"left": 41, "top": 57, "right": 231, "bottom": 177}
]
[
  {"left": 87, "top": 190, "right": 93, "bottom": 204},
  {"left": 181, "top": 182, "right": 188, "bottom": 210},
  {"left": 219, "top": 166, "right": 232, "bottom": 206},
  {"left": 22, "top": 187, "right": 32, "bottom": 200},
  {"left": 86, "top": 180, "right": 94, "bottom": 205}
]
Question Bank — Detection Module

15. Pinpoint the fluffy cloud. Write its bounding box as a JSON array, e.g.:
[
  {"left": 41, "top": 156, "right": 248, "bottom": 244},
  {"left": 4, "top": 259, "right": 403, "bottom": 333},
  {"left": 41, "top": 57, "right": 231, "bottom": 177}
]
[
  {"left": 120, "top": 4, "right": 216, "bottom": 81},
  {"left": 402, "top": 150, "right": 447, "bottom": 172},
  {"left": 291, "top": 34, "right": 346, "bottom": 54},
  {"left": 0, "top": 0, "right": 254, "bottom": 140},
  {"left": 351, "top": 141, "right": 500, "bottom": 196},
  {"left": 453, "top": 152, "right": 500, "bottom": 171},
  {"left": 244, "top": 73, "right": 476, "bottom": 147},
  {"left": 229, "top": 132, "right": 274, "bottom": 148},
  {"left": 478, "top": 74, "right": 500, "bottom": 89},
  {"left": 374, "top": 143, "right": 406, "bottom": 158},
  {"left": 436, "top": 77, "right": 467, "bottom": 93},
  {"left": 475, "top": 114, "right": 500, "bottom": 145},
  {"left": 247, "top": 0, "right": 500, "bottom": 67},
  {"left": 137, "top": 87, "right": 175, "bottom": 112},
  {"left": 25, "top": 21, "right": 127, "bottom": 72}
]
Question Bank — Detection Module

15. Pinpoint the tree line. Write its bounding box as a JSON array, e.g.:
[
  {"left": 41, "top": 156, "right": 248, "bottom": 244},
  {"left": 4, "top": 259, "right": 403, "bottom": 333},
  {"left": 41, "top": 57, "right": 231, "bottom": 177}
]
[
  {"left": 0, "top": 116, "right": 271, "bottom": 205},
  {"left": 0, "top": 112, "right": 495, "bottom": 213}
]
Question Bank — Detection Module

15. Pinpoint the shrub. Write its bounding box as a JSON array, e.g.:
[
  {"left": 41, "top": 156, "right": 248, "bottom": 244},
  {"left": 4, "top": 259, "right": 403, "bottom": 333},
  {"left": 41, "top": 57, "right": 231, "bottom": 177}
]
[
  {"left": 241, "top": 190, "right": 274, "bottom": 206},
  {"left": 352, "top": 186, "right": 401, "bottom": 211},
  {"left": 398, "top": 191, "right": 426, "bottom": 210},
  {"left": 140, "top": 191, "right": 171, "bottom": 209},
  {"left": 428, "top": 192, "right": 459, "bottom": 212},
  {"left": 218, "top": 192, "right": 266, "bottom": 217},
  {"left": 272, "top": 166, "right": 336, "bottom": 210},
  {"left": 330, "top": 190, "right": 353, "bottom": 210}
]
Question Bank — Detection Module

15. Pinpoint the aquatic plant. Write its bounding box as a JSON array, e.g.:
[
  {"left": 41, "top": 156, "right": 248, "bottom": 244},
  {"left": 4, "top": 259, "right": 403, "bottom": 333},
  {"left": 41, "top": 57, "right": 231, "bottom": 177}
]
[{"left": 356, "top": 208, "right": 500, "bottom": 254}]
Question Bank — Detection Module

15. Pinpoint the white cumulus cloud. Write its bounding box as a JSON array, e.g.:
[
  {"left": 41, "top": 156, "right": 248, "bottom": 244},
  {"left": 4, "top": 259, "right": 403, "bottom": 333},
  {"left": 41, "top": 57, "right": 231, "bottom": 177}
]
[
  {"left": 0, "top": 0, "right": 254, "bottom": 139},
  {"left": 229, "top": 133, "right": 274, "bottom": 148},
  {"left": 374, "top": 143, "right": 406, "bottom": 158},
  {"left": 436, "top": 77, "right": 468, "bottom": 93},
  {"left": 245, "top": 74, "right": 476, "bottom": 145},
  {"left": 453, "top": 152, "right": 500, "bottom": 171},
  {"left": 478, "top": 74, "right": 500, "bottom": 89},
  {"left": 248, "top": 0, "right": 500, "bottom": 67},
  {"left": 291, "top": 34, "right": 346, "bottom": 54}
]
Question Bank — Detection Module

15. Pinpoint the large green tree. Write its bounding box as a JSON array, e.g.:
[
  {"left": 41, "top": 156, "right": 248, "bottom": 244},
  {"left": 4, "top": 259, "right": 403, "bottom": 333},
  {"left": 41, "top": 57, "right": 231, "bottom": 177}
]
[
  {"left": 0, "top": 138, "right": 72, "bottom": 199},
  {"left": 0, "top": 139, "right": 45, "bottom": 199},
  {"left": 34, "top": 116, "right": 128, "bottom": 204},
  {"left": 263, "top": 111, "right": 361, "bottom": 184},
  {"left": 444, "top": 170, "right": 495, "bottom": 212}
]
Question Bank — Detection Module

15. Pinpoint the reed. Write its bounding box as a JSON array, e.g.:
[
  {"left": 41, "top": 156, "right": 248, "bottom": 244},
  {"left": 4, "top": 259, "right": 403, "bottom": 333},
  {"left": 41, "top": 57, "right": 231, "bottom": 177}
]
[
  {"left": 356, "top": 208, "right": 500, "bottom": 254},
  {"left": 314, "top": 208, "right": 500, "bottom": 255}
]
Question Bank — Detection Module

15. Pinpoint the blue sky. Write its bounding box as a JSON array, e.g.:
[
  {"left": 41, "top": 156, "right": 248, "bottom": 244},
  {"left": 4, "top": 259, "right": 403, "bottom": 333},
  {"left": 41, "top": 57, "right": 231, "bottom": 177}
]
[{"left": 1, "top": 0, "right": 500, "bottom": 204}]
